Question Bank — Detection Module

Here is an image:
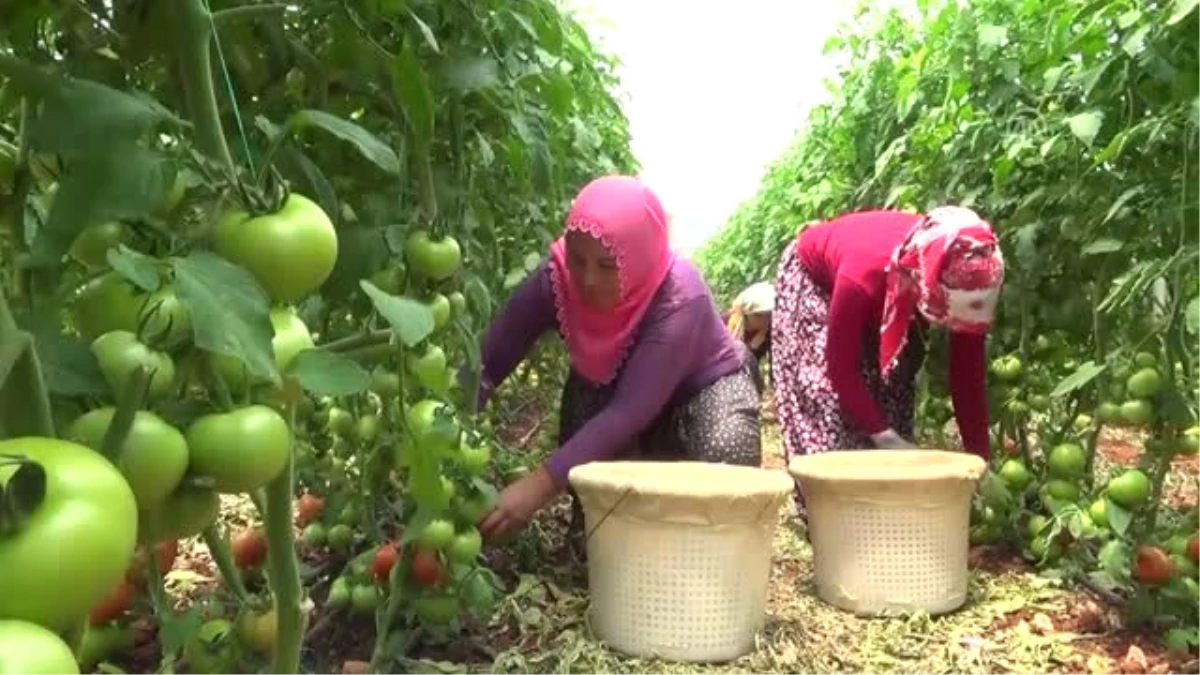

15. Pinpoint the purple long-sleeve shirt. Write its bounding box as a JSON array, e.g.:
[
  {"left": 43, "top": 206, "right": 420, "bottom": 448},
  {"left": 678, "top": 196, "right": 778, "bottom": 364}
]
[{"left": 478, "top": 258, "right": 746, "bottom": 484}]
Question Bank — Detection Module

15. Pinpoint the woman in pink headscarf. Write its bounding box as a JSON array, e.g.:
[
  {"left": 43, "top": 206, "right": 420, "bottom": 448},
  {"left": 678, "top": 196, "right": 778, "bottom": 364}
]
[
  {"left": 474, "top": 175, "right": 763, "bottom": 540},
  {"left": 771, "top": 207, "right": 1006, "bottom": 517}
]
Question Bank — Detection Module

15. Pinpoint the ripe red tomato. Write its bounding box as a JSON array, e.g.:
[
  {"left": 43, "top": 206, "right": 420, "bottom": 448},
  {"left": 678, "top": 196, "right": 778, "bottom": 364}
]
[
  {"left": 295, "top": 493, "right": 324, "bottom": 527},
  {"left": 232, "top": 529, "right": 268, "bottom": 570},
  {"left": 371, "top": 542, "right": 400, "bottom": 586},
  {"left": 410, "top": 549, "right": 446, "bottom": 588},
  {"left": 89, "top": 579, "right": 135, "bottom": 626},
  {"left": 1188, "top": 535, "right": 1199, "bottom": 564},
  {"left": 1133, "top": 546, "right": 1173, "bottom": 586}
]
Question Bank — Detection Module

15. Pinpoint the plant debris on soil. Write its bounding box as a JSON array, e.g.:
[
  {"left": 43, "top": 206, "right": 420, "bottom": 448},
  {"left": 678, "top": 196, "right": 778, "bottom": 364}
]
[{"left": 130, "top": 414, "right": 1197, "bottom": 675}]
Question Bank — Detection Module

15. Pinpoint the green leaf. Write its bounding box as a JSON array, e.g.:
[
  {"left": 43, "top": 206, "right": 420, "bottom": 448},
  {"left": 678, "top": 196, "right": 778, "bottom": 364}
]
[
  {"left": 391, "top": 41, "right": 435, "bottom": 148},
  {"left": 1165, "top": 628, "right": 1199, "bottom": 653},
  {"left": 978, "top": 470, "right": 1013, "bottom": 509},
  {"left": 1105, "top": 497, "right": 1133, "bottom": 536},
  {"left": 1185, "top": 296, "right": 1199, "bottom": 334},
  {"left": 977, "top": 24, "right": 1008, "bottom": 47},
  {"left": 171, "top": 251, "right": 278, "bottom": 383},
  {"left": 1050, "top": 361, "right": 1107, "bottom": 398},
  {"left": 407, "top": 450, "right": 450, "bottom": 512},
  {"left": 107, "top": 245, "right": 162, "bottom": 292},
  {"left": 158, "top": 607, "right": 203, "bottom": 658},
  {"left": 406, "top": 8, "right": 440, "bottom": 52},
  {"left": 1167, "top": 0, "right": 1199, "bottom": 25},
  {"left": 1097, "top": 538, "right": 1131, "bottom": 576},
  {"left": 1081, "top": 239, "right": 1124, "bottom": 256},
  {"left": 31, "top": 329, "right": 108, "bottom": 396},
  {"left": 0, "top": 58, "right": 180, "bottom": 155},
  {"left": 32, "top": 146, "right": 172, "bottom": 266},
  {"left": 359, "top": 280, "right": 435, "bottom": 347},
  {"left": 1066, "top": 111, "right": 1104, "bottom": 147},
  {"left": 287, "top": 110, "right": 400, "bottom": 175},
  {"left": 287, "top": 349, "right": 370, "bottom": 396}
]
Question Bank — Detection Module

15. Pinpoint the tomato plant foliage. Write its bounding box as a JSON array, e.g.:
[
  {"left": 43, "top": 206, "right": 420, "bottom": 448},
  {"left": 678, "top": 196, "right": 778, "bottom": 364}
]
[
  {"left": 0, "top": 0, "right": 634, "bottom": 671},
  {"left": 696, "top": 0, "right": 1199, "bottom": 646}
]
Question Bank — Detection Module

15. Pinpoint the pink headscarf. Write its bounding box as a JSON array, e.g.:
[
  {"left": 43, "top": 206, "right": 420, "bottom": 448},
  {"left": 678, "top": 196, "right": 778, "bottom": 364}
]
[
  {"left": 548, "top": 175, "right": 676, "bottom": 386},
  {"left": 879, "top": 206, "right": 1006, "bottom": 377}
]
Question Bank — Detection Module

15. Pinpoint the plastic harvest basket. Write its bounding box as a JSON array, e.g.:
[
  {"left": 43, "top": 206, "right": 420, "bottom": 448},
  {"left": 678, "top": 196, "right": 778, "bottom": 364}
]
[
  {"left": 568, "top": 461, "right": 794, "bottom": 663},
  {"left": 788, "top": 449, "right": 987, "bottom": 617}
]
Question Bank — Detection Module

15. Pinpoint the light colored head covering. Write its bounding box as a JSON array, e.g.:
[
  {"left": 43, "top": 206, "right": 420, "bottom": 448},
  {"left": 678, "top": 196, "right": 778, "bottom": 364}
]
[
  {"left": 548, "top": 175, "right": 676, "bottom": 385},
  {"left": 880, "top": 206, "right": 1006, "bottom": 377},
  {"left": 725, "top": 282, "right": 776, "bottom": 342}
]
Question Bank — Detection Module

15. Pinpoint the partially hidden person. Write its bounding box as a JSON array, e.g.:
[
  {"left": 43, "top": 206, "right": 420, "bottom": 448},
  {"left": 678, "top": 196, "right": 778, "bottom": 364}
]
[
  {"left": 770, "top": 206, "right": 1006, "bottom": 515},
  {"left": 473, "top": 175, "right": 764, "bottom": 542},
  {"left": 723, "top": 281, "right": 775, "bottom": 393}
]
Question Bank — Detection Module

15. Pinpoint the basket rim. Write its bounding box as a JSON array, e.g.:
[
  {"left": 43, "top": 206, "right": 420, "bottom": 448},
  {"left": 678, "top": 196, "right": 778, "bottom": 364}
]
[
  {"left": 787, "top": 449, "right": 986, "bottom": 482},
  {"left": 568, "top": 460, "right": 794, "bottom": 498}
]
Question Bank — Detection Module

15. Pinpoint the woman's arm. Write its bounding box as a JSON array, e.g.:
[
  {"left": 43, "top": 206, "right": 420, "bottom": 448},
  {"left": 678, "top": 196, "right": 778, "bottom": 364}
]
[
  {"left": 948, "top": 331, "right": 990, "bottom": 459},
  {"left": 825, "top": 280, "right": 891, "bottom": 436},
  {"left": 475, "top": 264, "right": 556, "bottom": 409},
  {"left": 541, "top": 297, "right": 707, "bottom": 484}
]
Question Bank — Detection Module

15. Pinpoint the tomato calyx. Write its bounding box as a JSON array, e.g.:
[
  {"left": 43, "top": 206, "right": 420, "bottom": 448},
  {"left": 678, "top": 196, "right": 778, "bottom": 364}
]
[{"left": 0, "top": 454, "right": 46, "bottom": 536}]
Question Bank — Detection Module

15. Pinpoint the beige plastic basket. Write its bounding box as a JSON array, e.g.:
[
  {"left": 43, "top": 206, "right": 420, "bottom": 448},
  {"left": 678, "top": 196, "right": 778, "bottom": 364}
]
[
  {"left": 788, "top": 449, "right": 986, "bottom": 617},
  {"left": 568, "top": 461, "right": 794, "bottom": 663}
]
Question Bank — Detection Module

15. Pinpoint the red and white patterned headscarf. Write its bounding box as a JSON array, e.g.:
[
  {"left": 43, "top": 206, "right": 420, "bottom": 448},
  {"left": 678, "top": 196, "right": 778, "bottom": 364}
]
[{"left": 879, "top": 206, "right": 1006, "bottom": 377}]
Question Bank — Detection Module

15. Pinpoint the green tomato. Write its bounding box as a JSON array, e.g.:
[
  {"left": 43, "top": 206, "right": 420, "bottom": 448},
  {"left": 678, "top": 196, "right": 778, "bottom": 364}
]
[
  {"left": 350, "top": 584, "right": 381, "bottom": 615},
  {"left": 66, "top": 407, "right": 190, "bottom": 509},
  {"left": 138, "top": 285, "right": 193, "bottom": 349},
  {"left": 1120, "top": 399, "right": 1155, "bottom": 427},
  {"left": 447, "top": 528, "right": 483, "bottom": 565},
  {"left": 406, "top": 399, "right": 460, "bottom": 454},
  {"left": 213, "top": 193, "right": 338, "bottom": 303},
  {"left": 370, "top": 367, "right": 401, "bottom": 398},
  {"left": 1126, "top": 368, "right": 1163, "bottom": 399},
  {"left": 69, "top": 221, "right": 126, "bottom": 269},
  {"left": 353, "top": 414, "right": 380, "bottom": 445},
  {"left": 1096, "top": 402, "right": 1122, "bottom": 424},
  {"left": 325, "top": 407, "right": 354, "bottom": 437},
  {"left": 326, "top": 578, "right": 351, "bottom": 609},
  {"left": 91, "top": 330, "right": 177, "bottom": 399},
  {"left": 338, "top": 502, "right": 363, "bottom": 526},
  {"left": 1046, "top": 443, "right": 1086, "bottom": 479},
  {"left": 997, "top": 459, "right": 1032, "bottom": 490},
  {"left": 407, "top": 344, "right": 448, "bottom": 390},
  {"left": 327, "top": 524, "right": 354, "bottom": 551},
  {"left": 1107, "top": 469, "right": 1152, "bottom": 509},
  {"left": 448, "top": 291, "right": 468, "bottom": 317},
  {"left": 404, "top": 230, "right": 462, "bottom": 281},
  {"left": 215, "top": 307, "right": 315, "bottom": 392},
  {"left": 423, "top": 293, "right": 452, "bottom": 330},
  {"left": 138, "top": 485, "right": 220, "bottom": 544},
  {"left": 70, "top": 273, "right": 144, "bottom": 342},
  {"left": 184, "top": 619, "right": 238, "bottom": 674},
  {"left": 1089, "top": 498, "right": 1109, "bottom": 528},
  {"left": 0, "top": 620, "right": 80, "bottom": 674},
  {"left": 185, "top": 405, "right": 290, "bottom": 493},
  {"left": 78, "top": 623, "right": 135, "bottom": 671},
  {"left": 0, "top": 437, "right": 138, "bottom": 631},
  {"left": 302, "top": 523, "right": 328, "bottom": 547},
  {"left": 457, "top": 442, "right": 491, "bottom": 477},
  {"left": 414, "top": 594, "right": 460, "bottom": 625},
  {"left": 418, "top": 518, "right": 456, "bottom": 551}
]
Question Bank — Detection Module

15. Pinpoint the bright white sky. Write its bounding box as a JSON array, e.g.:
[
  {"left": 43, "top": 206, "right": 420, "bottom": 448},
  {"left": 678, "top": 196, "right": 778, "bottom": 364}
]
[{"left": 566, "top": 0, "right": 862, "bottom": 253}]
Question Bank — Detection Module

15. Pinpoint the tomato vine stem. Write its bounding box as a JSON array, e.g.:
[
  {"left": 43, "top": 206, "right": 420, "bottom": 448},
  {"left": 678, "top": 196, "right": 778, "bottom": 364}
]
[
  {"left": 175, "top": 0, "right": 235, "bottom": 172},
  {"left": 264, "top": 400, "right": 305, "bottom": 672},
  {"left": 201, "top": 524, "right": 251, "bottom": 605}
]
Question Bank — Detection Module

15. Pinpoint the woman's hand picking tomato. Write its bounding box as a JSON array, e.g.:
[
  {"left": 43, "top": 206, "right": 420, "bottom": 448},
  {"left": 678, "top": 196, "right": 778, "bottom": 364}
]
[
  {"left": 478, "top": 466, "right": 561, "bottom": 541},
  {"left": 0, "top": 437, "right": 138, "bottom": 632}
]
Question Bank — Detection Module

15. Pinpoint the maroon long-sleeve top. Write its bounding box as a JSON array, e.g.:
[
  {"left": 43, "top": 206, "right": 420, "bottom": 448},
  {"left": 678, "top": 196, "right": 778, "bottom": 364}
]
[{"left": 796, "top": 210, "right": 990, "bottom": 456}]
